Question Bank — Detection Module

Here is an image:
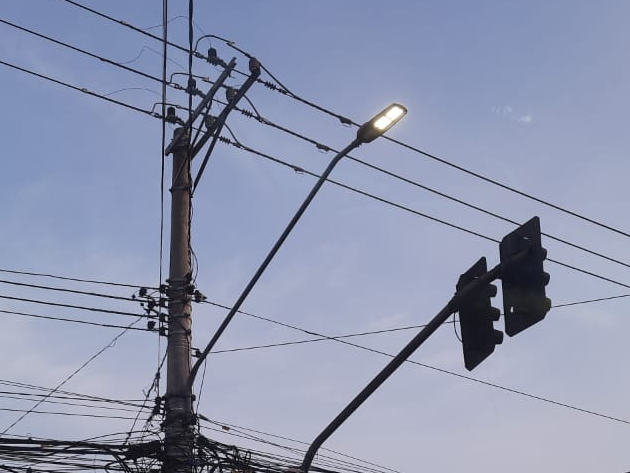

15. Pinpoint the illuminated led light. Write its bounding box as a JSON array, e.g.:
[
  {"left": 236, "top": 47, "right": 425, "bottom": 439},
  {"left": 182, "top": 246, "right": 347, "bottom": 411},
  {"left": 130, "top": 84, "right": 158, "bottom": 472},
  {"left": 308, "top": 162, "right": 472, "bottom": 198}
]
[
  {"left": 385, "top": 106, "right": 405, "bottom": 120},
  {"left": 374, "top": 116, "right": 392, "bottom": 130},
  {"left": 357, "top": 103, "right": 407, "bottom": 143}
]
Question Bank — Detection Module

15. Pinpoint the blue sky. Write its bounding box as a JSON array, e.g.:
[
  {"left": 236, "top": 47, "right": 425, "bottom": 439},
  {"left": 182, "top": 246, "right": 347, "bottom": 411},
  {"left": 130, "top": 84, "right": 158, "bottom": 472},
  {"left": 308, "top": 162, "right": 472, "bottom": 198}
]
[{"left": 1, "top": 1, "right": 630, "bottom": 472}]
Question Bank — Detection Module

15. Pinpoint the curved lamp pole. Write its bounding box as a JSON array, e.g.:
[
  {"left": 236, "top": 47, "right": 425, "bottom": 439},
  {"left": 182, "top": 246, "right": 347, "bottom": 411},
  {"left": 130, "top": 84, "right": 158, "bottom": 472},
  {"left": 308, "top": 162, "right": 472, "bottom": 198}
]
[{"left": 188, "top": 103, "right": 407, "bottom": 386}]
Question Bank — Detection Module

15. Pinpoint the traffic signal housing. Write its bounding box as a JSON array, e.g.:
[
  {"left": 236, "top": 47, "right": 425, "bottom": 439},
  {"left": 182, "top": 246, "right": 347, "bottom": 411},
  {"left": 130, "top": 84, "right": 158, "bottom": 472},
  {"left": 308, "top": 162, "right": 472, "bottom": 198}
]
[
  {"left": 500, "top": 216, "right": 551, "bottom": 337},
  {"left": 457, "top": 257, "right": 503, "bottom": 371}
]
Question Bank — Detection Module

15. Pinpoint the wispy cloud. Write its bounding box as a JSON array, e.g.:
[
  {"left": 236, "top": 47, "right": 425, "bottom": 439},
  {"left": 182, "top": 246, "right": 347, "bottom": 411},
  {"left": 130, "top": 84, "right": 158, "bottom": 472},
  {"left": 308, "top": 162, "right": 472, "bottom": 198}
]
[{"left": 492, "top": 105, "right": 533, "bottom": 125}]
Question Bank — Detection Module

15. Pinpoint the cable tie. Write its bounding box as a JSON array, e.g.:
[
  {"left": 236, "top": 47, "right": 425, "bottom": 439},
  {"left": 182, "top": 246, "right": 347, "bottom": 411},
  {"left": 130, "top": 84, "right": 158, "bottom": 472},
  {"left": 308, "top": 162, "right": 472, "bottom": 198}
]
[{"left": 316, "top": 143, "right": 331, "bottom": 152}]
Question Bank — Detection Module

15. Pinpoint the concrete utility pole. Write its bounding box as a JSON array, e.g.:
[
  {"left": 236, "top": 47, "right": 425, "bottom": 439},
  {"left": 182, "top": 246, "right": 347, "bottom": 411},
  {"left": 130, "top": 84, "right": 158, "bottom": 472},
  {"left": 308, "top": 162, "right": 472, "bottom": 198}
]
[{"left": 164, "top": 128, "right": 194, "bottom": 473}]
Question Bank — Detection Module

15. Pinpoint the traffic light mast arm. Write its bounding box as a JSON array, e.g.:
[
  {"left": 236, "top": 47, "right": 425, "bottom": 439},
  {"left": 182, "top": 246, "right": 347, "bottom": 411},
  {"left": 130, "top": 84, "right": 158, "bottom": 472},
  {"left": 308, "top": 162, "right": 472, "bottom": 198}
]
[{"left": 300, "top": 260, "right": 511, "bottom": 473}]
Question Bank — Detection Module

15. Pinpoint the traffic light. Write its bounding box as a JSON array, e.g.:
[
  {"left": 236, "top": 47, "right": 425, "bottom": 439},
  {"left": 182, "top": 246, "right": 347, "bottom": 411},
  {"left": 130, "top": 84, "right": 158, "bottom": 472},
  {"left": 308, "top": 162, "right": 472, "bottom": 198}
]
[
  {"left": 500, "top": 216, "right": 551, "bottom": 337},
  {"left": 457, "top": 257, "right": 503, "bottom": 371}
]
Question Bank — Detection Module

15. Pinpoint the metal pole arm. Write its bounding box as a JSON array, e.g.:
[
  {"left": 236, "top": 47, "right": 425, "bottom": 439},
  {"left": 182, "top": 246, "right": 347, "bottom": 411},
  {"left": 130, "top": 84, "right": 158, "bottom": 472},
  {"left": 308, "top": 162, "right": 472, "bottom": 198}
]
[{"left": 300, "top": 262, "right": 505, "bottom": 472}]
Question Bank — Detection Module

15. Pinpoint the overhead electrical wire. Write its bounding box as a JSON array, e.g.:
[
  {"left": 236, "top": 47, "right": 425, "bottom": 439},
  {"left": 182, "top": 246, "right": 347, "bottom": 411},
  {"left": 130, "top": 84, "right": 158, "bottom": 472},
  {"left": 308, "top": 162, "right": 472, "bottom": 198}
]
[
  {"left": 201, "top": 418, "right": 403, "bottom": 473},
  {"left": 0, "top": 379, "right": 145, "bottom": 405},
  {"left": 0, "top": 58, "right": 159, "bottom": 117},
  {"left": 0, "top": 308, "right": 153, "bottom": 331},
  {"left": 0, "top": 18, "right": 180, "bottom": 90},
  {"left": 0, "top": 24, "right": 630, "bottom": 288},
  {"left": 0, "top": 278, "right": 136, "bottom": 302},
  {"left": 0, "top": 267, "right": 151, "bottom": 289},
  {"left": 3, "top": 55, "right": 630, "bottom": 299},
  {"left": 222, "top": 100, "right": 630, "bottom": 272},
  {"left": 0, "top": 293, "right": 148, "bottom": 318},
  {"left": 217, "top": 134, "right": 630, "bottom": 291},
  {"left": 0, "top": 407, "right": 139, "bottom": 421},
  {"left": 200, "top": 300, "right": 630, "bottom": 427},
  {"left": 8, "top": 15, "right": 626, "bottom": 283},
  {"left": 4, "top": 22, "right": 630, "bottom": 433},
  {"left": 0, "top": 394, "right": 146, "bottom": 415},
  {"left": 3, "top": 28, "right": 628, "bottom": 280},
  {"left": 157, "top": 0, "right": 169, "bottom": 418},
  {"left": 50, "top": 0, "right": 630, "bottom": 242},
  {"left": 0, "top": 317, "right": 144, "bottom": 435},
  {"left": 218, "top": 46, "right": 630, "bottom": 241},
  {"left": 207, "top": 292, "right": 630, "bottom": 355}
]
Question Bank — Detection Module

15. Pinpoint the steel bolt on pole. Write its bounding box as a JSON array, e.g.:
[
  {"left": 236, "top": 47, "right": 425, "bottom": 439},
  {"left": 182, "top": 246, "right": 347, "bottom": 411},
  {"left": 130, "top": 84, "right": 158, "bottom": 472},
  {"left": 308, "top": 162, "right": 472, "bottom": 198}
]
[{"left": 163, "top": 128, "right": 194, "bottom": 473}]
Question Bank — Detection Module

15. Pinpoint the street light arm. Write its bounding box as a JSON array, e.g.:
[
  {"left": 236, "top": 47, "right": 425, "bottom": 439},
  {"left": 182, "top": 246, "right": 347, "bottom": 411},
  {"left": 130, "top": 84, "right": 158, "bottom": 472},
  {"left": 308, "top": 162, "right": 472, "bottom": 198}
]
[{"left": 188, "top": 137, "right": 363, "bottom": 387}]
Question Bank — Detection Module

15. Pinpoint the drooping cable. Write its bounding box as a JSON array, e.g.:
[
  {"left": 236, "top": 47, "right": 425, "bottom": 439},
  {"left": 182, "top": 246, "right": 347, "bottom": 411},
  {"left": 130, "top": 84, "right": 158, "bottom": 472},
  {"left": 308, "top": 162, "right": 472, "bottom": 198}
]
[
  {"left": 0, "top": 58, "right": 158, "bottom": 117},
  {"left": 1, "top": 317, "right": 144, "bottom": 435},
  {"left": 199, "top": 300, "right": 630, "bottom": 427}
]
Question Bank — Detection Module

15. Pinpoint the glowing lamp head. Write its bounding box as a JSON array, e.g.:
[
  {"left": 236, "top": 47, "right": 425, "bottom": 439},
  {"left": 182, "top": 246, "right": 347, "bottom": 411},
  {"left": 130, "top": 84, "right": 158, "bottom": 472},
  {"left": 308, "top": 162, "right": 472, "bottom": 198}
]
[{"left": 357, "top": 103, "right": 407, "bottom": 143}]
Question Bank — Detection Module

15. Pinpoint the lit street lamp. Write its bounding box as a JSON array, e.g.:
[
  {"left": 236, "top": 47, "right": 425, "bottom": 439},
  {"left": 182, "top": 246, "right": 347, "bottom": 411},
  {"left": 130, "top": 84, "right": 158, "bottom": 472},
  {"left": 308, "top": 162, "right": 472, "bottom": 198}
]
[{"left": 189, "top": 103, "right": 407, "bottom": 385}]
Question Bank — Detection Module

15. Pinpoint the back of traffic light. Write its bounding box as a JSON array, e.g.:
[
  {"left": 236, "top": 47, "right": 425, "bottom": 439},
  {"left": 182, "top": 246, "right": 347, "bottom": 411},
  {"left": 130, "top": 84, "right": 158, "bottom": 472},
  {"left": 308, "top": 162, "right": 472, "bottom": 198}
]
[
  {"left": 499, "top": 216, "right": 551, "bottom": 337},
  {"left": 456, "top": 257, "right": 503, "bottom": 371},
  {"left": 455, "top": 216, "right": 551, "bottom": 370}
]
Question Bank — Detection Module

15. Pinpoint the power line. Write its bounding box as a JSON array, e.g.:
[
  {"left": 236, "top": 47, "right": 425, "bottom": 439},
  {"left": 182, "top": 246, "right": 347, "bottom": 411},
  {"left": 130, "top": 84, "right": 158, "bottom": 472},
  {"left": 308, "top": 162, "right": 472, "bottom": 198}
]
[
  {"left": 220, "top": 135, "right": 630, "bottom": 291},
  {"left": 50, "top": 0, "right": 630, "bottom": 243},
  {"left": 0, "top": 308, "right": 153, "bottom": 331},
  {"left": 200, "top": 300, "right": 630, "bottom": 427},
  {"left": 0, "top": 393, "right": 146, "bottom": 414},
  {"left": 0, "top": 379, "right": 147, "bottom": 408},
  {"left": 0, "top": 267, "right": 151, "bottom": 289},
  {"left": 200, "top": 418, "right": 403, "bottom": 473},
  {"left": 227, "top": 103, "right": 630, "bottom": 272},
  {"left": 157, "top": 0, "right": 169, "bottom": 421},
  {"left": 0, "top": 293, "right": 148, "bottom": 318},
  {"left": 10, "top": 13, "right": 628, "bottom": 281},
  {"left": 384, "top": 135, "right": 630, "bottom": 239},
  {"left": 55, "top": 0, "right": 204, "bottom": 60},
  {"left": 0, "top": 58, "right": 158, "bottom": 117},
  {"left": 1, "top": 317, "right": 144, "bottom": 435},
  {"left": 5, "top": 52, "right": 630, "bottom": 297},
  {"left": 0, "top": 278, "right": 136, "bottom": 302},
  {"left": 0, "top": 407, "right": 139, "bottom": 421},
  {"left": 220, "top": 48, "right": 630, "bottom": 242},
  {"left": 207, "top": 292, "right": 630, "bottom": 355},
  {"left": 0, "top": 18, "right": 182, "bottom": 90}
]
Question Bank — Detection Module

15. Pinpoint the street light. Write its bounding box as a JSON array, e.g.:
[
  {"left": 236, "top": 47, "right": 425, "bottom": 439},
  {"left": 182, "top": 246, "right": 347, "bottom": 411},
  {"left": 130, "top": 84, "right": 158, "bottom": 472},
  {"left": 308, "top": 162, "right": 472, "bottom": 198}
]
[
  {"left": 358, "top": 104, "right": 407, "bottom": 143},
  {"left": 188, "top": 103, "right": 407, "bottom": 386}
]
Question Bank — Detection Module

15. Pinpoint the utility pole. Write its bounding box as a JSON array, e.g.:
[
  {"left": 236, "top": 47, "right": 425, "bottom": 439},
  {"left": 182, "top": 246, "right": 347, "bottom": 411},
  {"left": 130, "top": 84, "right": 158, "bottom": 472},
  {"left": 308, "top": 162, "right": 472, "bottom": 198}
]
[
  {"left": 159, "top": 54, "right": 257, "bottom": 473},
  {"left": 163, "top": 128, "right": 194, "bottom": 473}
]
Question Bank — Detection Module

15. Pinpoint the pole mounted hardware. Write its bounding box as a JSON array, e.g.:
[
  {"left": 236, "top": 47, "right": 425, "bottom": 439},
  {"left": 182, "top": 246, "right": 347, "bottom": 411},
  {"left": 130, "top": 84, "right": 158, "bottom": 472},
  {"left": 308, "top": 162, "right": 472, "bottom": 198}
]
[
  {"left": 191, "top": 57, "right": 262, "bottom": 192},
  {"left": 164, "top": 57, "right": 237, "bottom": 156}
]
